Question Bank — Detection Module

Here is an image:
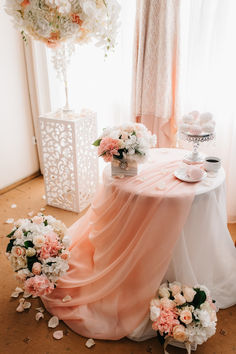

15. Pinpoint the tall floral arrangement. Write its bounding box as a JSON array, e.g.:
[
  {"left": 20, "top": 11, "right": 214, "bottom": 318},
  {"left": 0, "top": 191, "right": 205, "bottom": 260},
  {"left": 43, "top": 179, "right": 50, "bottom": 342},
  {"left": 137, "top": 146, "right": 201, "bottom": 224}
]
[
  {"left": 150, "top": 282, "right": 217, "bottom": 351},
  {"left": 5, "top": 214, "right": 71, "bottom": 296},
  {"left": 5, "top": 0, "right": 120, "bottom": 53},
  {"left": 4, "top": 0, "right": 120, "bottom": 109}
]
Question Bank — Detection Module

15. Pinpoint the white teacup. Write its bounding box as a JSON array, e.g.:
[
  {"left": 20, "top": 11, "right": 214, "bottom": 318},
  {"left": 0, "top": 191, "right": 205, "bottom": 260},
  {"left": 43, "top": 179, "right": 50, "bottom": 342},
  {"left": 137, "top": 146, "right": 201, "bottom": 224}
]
[{"left": 204, "top": 156, "right": 221, "bottom": 173}]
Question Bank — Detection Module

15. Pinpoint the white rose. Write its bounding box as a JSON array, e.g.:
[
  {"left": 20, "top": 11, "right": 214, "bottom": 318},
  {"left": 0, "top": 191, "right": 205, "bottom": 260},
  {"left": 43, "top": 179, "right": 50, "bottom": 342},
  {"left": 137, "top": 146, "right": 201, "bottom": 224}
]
[
  {"left": 183, "top": 286, "right": 196, "bottom": 302},
  {"left": 169, "top": 281, "right": 182, "bottom": 296},
  {"left": 159, "top": 284, "right": 170, "bottom": 298},
  {"left": 150, "top": 306, "right": 161, "bottom": 321}
]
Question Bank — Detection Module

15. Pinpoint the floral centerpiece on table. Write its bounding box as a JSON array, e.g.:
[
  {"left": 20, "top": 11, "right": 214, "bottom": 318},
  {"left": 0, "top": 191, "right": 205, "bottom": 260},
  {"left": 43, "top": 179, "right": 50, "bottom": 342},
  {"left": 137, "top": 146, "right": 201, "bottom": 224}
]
[
  {"left": 4, "top": 0, "right": 120, "bottom": 52},
  {"left": 93, "top": 123, "right": 157, "bottom": 162},
  {"left": 5, "top": 214, "right": 71, "bottom": 296},
  {"left": 150, "top": 282, "right": 217, "bottom": 352}
]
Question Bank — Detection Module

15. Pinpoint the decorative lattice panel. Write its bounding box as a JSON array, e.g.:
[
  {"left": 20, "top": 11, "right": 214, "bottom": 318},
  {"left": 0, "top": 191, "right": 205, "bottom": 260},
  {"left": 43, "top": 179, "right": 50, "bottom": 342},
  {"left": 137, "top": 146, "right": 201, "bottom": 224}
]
[{"left": 39, "top": 110, "right": 98, "bottom": 212}]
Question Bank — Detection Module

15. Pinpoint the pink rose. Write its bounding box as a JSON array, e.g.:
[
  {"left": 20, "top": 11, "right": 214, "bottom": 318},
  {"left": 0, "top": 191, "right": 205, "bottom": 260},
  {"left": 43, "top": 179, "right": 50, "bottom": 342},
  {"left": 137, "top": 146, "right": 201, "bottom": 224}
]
[
  {"left": 169, "top": 282, "right": 182, "bottom": 296},
  {"left": 11, "top": 246, "right": 26, "bottom": 258},
  {"left": 24, "top": 275, "right": 54, "bottom": 296},
  {"left": 32, "top": 262, "right": 42, "bottom": 275},
  {"left": 180, "top": 309, "right": 192, "bottom": 324},
  {"left": 173, "top": 325, "right": 187, "bottom": 342},
  {"left": 32, "top": 215, "right": 44, "bottom": 224},
  {"left": 160, "top": 297, "right": 175, "bottom": 309},
  {"left": 183, "top": 286, "right": 196, "bottom": 302},
  {"left": 174, "top": 293, "right": 186, "bottom": 305}
]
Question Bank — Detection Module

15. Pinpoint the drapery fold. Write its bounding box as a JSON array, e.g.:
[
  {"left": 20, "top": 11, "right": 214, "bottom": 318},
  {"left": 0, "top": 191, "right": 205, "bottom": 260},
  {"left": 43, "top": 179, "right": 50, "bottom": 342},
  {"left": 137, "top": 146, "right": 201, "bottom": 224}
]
[
  {"left": 132, "top": 0, "right": 180, "bottom": 147},
  {"left": 42, "top": 154, "right": 195, "bottom": 340}
]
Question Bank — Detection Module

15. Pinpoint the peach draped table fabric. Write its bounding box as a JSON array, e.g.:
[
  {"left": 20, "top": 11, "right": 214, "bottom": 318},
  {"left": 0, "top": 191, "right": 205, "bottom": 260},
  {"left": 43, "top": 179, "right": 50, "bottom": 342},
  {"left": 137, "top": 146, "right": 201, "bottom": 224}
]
[{"left": 42, "top": 149, "right": 196, "bottom": 340}]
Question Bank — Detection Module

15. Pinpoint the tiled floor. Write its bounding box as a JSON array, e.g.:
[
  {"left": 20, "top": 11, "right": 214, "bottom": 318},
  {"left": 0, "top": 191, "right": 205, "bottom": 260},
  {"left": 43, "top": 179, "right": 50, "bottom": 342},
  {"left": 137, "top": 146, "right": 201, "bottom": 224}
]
[{"left": 0, "top": 176, "right": 235, "bottom": 354}]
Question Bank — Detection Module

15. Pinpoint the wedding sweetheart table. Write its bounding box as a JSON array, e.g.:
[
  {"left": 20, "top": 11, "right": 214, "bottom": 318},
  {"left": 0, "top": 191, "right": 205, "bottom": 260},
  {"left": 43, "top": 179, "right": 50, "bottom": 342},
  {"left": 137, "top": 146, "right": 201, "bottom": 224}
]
[{"left": 42, "top": 148, "right": 236, "bottom": 341}]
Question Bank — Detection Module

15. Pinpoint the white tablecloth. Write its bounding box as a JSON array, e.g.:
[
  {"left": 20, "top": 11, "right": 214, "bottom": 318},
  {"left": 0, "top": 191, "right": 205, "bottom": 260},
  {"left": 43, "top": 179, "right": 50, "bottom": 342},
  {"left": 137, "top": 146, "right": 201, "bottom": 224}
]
[{"left": 127, "top": 148, "right": 236, "bottom": 341}]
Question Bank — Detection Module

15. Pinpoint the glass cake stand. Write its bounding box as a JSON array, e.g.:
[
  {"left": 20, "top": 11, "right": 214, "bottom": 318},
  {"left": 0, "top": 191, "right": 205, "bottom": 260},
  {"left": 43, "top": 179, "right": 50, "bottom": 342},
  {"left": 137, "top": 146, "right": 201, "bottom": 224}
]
[{"left": 180, "top": 132, "right": 215, "bottom": 164}]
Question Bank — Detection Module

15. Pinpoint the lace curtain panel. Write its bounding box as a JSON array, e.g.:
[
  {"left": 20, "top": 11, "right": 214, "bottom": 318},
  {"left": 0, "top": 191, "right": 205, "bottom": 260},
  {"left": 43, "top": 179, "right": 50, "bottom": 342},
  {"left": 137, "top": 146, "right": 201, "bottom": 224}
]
[{"left": 132, "top": 0, "right": 180, "bottom": 147}]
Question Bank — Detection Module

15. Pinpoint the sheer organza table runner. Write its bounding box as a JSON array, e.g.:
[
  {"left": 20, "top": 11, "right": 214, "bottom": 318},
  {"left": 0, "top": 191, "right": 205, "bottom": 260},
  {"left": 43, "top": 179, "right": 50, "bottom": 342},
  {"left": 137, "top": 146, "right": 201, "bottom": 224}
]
[{"left": 42, "top": 149, "right": 196, "bottom": 339}]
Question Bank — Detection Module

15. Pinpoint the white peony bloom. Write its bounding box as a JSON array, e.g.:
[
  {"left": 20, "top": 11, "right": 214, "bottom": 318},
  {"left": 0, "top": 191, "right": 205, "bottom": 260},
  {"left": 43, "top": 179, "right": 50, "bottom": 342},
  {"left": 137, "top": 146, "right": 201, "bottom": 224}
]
[{"left": 62, "top": 235, "right": 71, "bottom": 248}]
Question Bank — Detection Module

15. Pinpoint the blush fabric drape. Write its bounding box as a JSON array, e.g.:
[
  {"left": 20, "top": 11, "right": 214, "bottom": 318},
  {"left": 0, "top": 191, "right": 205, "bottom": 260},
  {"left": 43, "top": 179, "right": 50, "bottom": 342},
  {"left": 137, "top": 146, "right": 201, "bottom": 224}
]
[
  {"left": 42, "top": 152, "right": 195, "bottom": 340},
  {"left": 132, "top": 0, "right": 180, "bottom": 147}
]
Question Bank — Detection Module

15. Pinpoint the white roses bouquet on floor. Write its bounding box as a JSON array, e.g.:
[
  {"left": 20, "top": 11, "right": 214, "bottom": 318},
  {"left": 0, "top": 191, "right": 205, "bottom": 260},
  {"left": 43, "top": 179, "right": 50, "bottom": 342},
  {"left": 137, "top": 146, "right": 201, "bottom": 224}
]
[
  {"left": 93, "top": 123, "right": 157, "bottom": 163},
  {"left": 150, "top": 282, "right": 217, "bottom": 350},
  {"left": 5, "top": 214, "right": 71, "bottom": 296},
  {"left": 4, "top": 0, "right": 120, "bottom": 53}
]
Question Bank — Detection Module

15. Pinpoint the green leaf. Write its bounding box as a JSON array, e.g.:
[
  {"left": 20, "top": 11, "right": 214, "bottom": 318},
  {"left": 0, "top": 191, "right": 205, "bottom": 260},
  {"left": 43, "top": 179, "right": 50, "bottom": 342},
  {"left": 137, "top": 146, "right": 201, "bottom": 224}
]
[
  {"left": 6, "top": 229, "right": 16, "bottom": 238},
  {"left": 6, "top": 239, "right": 15, "bottom": 253},
  {"left": 92, "top": 138, "right": 102, "bottom": 147},
  {"left": 27, "top": 255, "right": 39, "bottom": 272},
  {"left": 44, "top": 220, "right": 48, "bottom": 226},
  {"left": 47, "top": 262, "right": 56, "bottom": 266},
  {"left": 192, "top": 288, "right": 207, "bottom": 309},
  {"left": 24, "top": 241, "right": 34, "bottom": 249}
]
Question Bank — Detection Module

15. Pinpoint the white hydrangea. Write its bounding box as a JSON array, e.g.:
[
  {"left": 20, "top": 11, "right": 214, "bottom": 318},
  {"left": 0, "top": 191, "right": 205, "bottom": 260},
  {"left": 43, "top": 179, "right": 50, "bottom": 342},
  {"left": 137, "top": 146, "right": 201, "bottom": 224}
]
[
  {"left": 186, "top": 322, "right": 216, "bottom": 345},
  {"left": 42, "top": 256, "right": 69, "bottom": 282}
]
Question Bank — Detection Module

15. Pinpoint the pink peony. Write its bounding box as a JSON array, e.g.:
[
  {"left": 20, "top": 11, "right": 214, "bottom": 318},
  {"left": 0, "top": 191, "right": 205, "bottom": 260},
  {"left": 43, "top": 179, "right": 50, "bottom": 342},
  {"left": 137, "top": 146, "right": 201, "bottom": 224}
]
[
  {"left": 39, "top": 232, "right": 62, "bottom": 259},
  {"left": 24, "top": 275, "right": 54, "bottom": 296},
  {"left": 152, "top": 308, "right": 179, "bottom": 336},
  {"left": 98, "top": 137, "right": 120, "bottom": 162},
  {"left": 32, "top": 262, "right": 42, "bottom": 275}
]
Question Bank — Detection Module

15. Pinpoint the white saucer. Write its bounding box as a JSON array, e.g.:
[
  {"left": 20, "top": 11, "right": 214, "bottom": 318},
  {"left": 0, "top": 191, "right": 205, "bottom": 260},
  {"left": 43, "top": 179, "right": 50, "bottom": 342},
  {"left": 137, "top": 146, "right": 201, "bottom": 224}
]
[{"left": 174, "top": 168, "right": 207, "bottom": 183}]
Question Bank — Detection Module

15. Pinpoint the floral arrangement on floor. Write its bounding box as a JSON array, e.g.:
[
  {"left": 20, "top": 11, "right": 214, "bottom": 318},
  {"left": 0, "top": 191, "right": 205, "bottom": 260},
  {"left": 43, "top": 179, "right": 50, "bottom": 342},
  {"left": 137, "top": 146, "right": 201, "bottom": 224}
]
[
  {"left": 150, "top": 282, "right": 217, "bottom": 351},
  {"left": 4, "top": 0, "right": 120, "bottom": 53},
  {"left": 93, "top": 123, "right": 157, "bottom": 163},
  {"left": 5, "top": 214, "right": 71, "bottom": 296}
]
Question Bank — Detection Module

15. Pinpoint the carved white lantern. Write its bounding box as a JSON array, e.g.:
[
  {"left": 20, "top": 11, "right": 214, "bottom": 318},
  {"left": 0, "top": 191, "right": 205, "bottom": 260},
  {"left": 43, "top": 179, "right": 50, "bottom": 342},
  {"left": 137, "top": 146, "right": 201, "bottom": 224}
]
[{"left": 39, "top": 110, "right": 98, "bottom": 212}]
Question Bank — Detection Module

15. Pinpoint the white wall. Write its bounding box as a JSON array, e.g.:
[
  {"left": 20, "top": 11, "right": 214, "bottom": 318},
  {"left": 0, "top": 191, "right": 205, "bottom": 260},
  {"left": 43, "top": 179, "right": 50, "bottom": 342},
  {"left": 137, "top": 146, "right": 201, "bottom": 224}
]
[{"left": 0, "top": 10, "right": 39, "bottom": 189}]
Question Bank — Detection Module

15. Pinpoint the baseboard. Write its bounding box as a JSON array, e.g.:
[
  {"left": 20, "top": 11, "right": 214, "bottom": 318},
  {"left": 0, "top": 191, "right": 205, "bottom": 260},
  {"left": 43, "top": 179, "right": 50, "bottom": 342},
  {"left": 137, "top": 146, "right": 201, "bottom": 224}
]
[{"left": 0, "top": 171, "right": 41, "bottom": 195}]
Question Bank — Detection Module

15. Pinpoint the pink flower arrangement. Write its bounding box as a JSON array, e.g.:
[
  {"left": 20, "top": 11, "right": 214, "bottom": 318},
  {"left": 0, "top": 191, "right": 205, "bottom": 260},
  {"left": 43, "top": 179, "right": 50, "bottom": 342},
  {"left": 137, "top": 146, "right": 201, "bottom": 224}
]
[
  {"left": 24, "top": 275, "right": 54, "bottom": 296},
  {"left": 98, "top": 137, "right": 120, "bottom": 162},
  {"left": 150, "top": 282, "right": 217, "bottom": 347},
  {"left": 6, "top": 214, "right": 70, "bottom": 296},
  {"left": 93, "top": 123, "right": 157, "bottom": 164}
]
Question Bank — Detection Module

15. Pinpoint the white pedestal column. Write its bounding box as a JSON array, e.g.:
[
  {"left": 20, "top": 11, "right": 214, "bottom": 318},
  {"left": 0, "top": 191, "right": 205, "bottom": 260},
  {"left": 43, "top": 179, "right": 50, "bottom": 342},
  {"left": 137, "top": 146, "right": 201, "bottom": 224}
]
[{"left": 39, "top": 109, "right": 98, "bottom": 212}]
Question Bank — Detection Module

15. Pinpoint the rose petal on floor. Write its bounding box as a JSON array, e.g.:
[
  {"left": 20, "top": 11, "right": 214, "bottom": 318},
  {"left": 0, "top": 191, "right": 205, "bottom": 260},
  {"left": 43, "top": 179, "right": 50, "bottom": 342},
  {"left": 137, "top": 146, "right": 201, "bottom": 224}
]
[
  {"left": 35, "top": 312, "right": 44, "bottom": 321},
  {"left": 11, "top": 204, "right": 17, "bottom": 208},
  {"left": 11, "top": 291, "right": 20, "bottom": 298},
  {"left": 62, "top": 295, "right": 72, "bottom": 303},
  {"left": 40, "top": 207, "right": 46, "bottom": 212},
  {"left": 23, "top": 292, "right": 31, "bottom": 298},
  {"left": 35, "top": 307, "right": 45, "bottom": 313},
  {"left": 27, "top": 211, "right": 34, "bottom": 217},
  {"left": 5, "top": 218, "right": 14, "bottom": 224},
  {"left": 42, "top": 195, "right": 46, "bottom": 200},
  {"left": 48, "top": 316, "right": 59, "bottom": 328},
  {"left": 15, "top": 287, "right": 24, "bottom": 293},
  {"left": 23, "top": 301, "right": 31, "bottom": 309},
  {"left": 85, "top": 339, "right": 95, "bottom": 348},
  {"left": 53, "top": 330, "right": 63, "bottom": 340}
]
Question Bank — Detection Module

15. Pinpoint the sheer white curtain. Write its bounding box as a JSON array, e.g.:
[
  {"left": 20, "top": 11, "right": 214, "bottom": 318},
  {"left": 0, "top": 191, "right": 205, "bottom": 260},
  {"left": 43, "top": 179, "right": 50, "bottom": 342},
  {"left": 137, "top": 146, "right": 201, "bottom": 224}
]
[
  {"left": 46, "top": 0, "right": 136, "bottom": 134},
  {"left": 179, "top": 0, "right": 236, "bottom": 222}
]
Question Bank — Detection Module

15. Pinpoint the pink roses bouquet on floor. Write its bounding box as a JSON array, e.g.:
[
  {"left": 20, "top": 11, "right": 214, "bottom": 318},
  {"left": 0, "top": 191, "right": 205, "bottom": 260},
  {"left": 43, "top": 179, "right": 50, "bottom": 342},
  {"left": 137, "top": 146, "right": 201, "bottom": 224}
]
[
  {"left": 6, "top": 214, "right": 71, "bottom": 296},
  {"left": 93, "top": 123, "right": 157, "bottom": 163},
  {"left": 150, "top": 282, "right": 217, "bottom": 349}
]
